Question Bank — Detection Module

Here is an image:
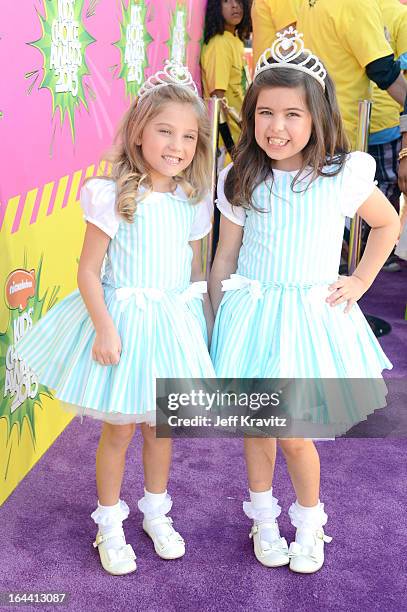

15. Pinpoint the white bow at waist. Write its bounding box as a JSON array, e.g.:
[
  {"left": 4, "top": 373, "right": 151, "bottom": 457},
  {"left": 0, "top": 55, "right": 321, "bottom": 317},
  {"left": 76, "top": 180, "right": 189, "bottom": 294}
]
[
  {"left": 115, "top": 281, "right": 207, "bottom": 311},
  {"left": 221, "top": 274, "right": 263, "bottom": 300},
  {"left": 221, "top": 274, "right": 336, "bottom": 302}
]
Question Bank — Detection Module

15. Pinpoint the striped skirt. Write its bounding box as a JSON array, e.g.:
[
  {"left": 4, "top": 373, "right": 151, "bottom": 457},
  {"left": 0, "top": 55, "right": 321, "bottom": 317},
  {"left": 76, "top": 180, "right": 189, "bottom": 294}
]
[
  {"left": 210, "top": 276, "right": 392, "bottom": 433},
  {"left": 15, "top": 285, "right": 215, "bottom": 424}
]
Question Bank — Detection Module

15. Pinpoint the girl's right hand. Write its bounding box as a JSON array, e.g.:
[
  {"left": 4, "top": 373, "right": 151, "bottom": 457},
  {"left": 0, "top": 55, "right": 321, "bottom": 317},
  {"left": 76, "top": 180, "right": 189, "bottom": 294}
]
[{"left": 92, "top": 326, "right": 122, "bottom": 366}]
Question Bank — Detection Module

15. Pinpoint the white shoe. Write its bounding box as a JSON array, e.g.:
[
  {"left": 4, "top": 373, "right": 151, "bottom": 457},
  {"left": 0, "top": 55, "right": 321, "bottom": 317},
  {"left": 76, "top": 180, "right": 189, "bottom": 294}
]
[
  {"left": 143, "top": 515, "right": 185, "bottom": 560},
  {"left": 250, "top": 521, "right": 290, "bottom": 568},
  {"left": 288, "top": 528, "right": 332, "bottom": 574},
  {"left": 93, "top": 526, "right": 137, "bottom": 575}
]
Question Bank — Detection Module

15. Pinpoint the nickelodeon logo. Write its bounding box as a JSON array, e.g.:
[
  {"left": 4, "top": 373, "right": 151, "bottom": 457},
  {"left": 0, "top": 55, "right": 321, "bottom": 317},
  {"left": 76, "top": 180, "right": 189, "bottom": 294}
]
[{"left": 5, "top": 269, "right": 36, "bottom": 310}]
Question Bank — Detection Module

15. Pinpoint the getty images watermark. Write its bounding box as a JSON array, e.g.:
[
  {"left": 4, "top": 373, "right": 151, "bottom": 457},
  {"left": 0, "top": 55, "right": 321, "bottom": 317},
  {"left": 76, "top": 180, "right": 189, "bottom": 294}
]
[
  {"left": 166, "top": 388, "right": 287, "bottom": 429},
  {"left": 155, "top": 378, "right": 405, "bottom": 438}
]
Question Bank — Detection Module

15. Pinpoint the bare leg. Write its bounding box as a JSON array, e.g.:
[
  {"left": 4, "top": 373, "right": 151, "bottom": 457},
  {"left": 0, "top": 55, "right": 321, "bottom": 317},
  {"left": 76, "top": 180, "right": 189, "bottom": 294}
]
[
  {"left": 139, "top": 425, "right": 185, "bottom": 560},
  {"left": 278, "top": 438, "right": 320, "bottom": 506},
  {"left": 96, "top": 422, "right": 136, "bottom": 505},
  {"left": 141, "top": 423, "right": 172, "bottom": 493},
  {"left": 244, "top": 437, "right": 277, "bottom": 491}
]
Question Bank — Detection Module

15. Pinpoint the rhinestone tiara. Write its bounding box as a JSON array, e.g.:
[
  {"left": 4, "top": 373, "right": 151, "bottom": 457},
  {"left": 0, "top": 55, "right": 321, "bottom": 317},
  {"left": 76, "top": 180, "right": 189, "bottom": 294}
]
[
  {"left": 138, "top": 60, "right": 199, "bottom": 100},
  {"left": 254, "top": 27, "right": 327, "bottom": 90}
]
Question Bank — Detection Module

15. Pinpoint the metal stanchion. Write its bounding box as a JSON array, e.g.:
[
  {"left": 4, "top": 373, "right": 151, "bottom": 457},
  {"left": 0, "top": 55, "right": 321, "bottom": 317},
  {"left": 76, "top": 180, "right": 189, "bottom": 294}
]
[
  {"left": 348, "top": 99, "right": 391, "bottom": 337},
  {"left": 348, "top": 100, "right": 371, "bottom": 274},
  {"left": 202, "top": 96, "right": 221, "bottom": 278}
]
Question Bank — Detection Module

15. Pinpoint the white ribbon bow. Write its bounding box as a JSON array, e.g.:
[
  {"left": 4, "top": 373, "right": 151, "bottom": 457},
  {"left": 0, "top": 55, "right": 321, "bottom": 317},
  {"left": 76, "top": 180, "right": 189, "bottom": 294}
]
[
  {"left": 106, "top": 544, "right": 136, "bottom": 564},
  {"left": 221, "top": 274, "right": 263, "bottom": 301},
  {"left": 116, "top": 281, "right": 207, "bottom": 311},
  {"left": 116, "top": 287, "right": 164, "bottom": 310},
  {"left": 179, "top": 280, "right": 208, "bottom": 303},
  {"left": 288, "top": 541, "right": 320, "bottom": 563},
  {"left": 260, "top": 537, "right": 289, "bottom": 554},
  {"left": 288, "top": 531, "right": 332, "bottom": 562}
]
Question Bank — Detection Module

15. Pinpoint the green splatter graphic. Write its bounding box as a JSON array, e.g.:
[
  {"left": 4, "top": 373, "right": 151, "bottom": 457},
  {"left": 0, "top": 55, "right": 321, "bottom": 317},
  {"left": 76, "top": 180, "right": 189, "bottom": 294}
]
[
  {"left": 115, "top": 0, "right": 151, "bottom": 98},
  {"left": 29, "top": 0, "right": 95, "bottom": 140},
  {"left": 168, "top": 2, "right": 189, "bottom": 65},
  {"left": 0, "top": 257, "right": 60, "bottom": 446}
]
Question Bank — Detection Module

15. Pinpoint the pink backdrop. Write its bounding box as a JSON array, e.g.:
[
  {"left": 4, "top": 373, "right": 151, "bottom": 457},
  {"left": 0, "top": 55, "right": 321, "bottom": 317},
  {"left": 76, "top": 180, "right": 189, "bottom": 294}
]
[{"left": 0, "top": 0, "right": 207, "bottom": 210}]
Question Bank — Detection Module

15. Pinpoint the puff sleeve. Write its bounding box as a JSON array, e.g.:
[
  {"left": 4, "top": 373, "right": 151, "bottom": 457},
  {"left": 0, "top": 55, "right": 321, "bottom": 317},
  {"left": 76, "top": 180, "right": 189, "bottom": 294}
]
[
  {"left": 189, "top": 193, "right": 213, "bottom": 241},
  {"left": 216, "top": 163, "right": 246, "bottom": 226},
  {"left": 80, "top": 179, "right": 120, "bottom": 239},
  {"left": 341, "top": 152, "right": 377, "bottom": 218}
]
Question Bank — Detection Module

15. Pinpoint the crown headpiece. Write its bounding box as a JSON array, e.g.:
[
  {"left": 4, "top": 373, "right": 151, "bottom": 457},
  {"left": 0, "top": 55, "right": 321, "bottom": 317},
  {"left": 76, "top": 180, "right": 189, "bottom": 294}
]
[
  {"left": 254, "top": 27, "right": 327, "bottom": 90},
  {"left": 138, "top": 60, "right": 199, "bottom": 99}
]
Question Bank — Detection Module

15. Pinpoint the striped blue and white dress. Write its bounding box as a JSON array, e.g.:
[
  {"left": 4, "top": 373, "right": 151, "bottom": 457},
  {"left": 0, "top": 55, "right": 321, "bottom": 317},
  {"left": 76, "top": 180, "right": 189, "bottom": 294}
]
[
  {"left": 16, "top": 179, "right": 215, "bottom": 424},
  {"left": 211, "top": 152, "right": 392, "bottom": 431}
]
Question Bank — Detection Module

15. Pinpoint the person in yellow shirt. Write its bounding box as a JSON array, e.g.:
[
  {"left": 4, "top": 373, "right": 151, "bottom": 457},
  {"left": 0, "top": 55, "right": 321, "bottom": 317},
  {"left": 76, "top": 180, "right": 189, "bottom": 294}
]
[
  {"left": 201, "top": 0, "right": 251, "bottom": 150},
  {"left": 296, "top": 0, "right": 407, "bottom": 151},
  {"left": 368, "top": 0, "right": 407, "bottom": 270},
  {"left": 201, "top": 0, "right": 251, "bottom": 257},
  {"left": 369, "top": 0, "right": 407, "bottom": 210},
  {"left": 251, "top": 0, "right": 301, "bottom": 66}
]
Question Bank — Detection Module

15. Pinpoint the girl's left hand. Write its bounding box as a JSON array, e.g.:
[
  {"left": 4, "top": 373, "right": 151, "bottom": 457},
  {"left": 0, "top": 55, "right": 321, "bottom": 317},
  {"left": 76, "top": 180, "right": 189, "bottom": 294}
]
[{"left": 326, "top": 275, "right": 367, "bottom": 314}]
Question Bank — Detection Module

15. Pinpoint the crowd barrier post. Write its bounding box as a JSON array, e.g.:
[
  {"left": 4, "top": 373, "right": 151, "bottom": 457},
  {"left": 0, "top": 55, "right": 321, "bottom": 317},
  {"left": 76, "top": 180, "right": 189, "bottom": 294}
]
[
  {"left": 203, "top": 96, "right": 221, "bottom": 277},
  {"left": 348, "top": 99, "right": 372, "bottom": 273}
]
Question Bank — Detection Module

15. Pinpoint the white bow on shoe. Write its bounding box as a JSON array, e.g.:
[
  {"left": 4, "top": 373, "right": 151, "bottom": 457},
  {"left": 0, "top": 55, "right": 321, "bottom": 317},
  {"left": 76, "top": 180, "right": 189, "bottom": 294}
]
[
  {"left": 93, "top": 527, "right": 137, "bottom": 575},
  {"left": 288, "top": 529, "right": 332, "bottom": 574},
  {"left": 250, "top": 522, "right": 290, "bottom": 568},
  {"left": 143, "top": 515, "right": 185, "bottom": 560}
]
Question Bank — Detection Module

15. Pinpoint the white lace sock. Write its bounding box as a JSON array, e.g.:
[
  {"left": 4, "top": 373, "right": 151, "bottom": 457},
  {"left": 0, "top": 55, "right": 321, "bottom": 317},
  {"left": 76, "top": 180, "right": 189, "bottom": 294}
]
[
  {"left": 138, "top": 489, "right": 174, "bottom": 539},
  {"left": 91, "top": 499, "right": 130, "bottom": 550},
  {"left": 289, "top": 500, "right": 328, "bottom": 546},
  {"left": 243, "top": 488, "right": 282, "bottom": 543}
]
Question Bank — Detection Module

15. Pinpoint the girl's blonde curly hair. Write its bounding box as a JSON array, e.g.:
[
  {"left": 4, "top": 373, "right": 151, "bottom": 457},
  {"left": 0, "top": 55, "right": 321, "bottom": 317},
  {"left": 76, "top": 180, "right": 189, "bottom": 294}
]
[{"left": 103, "top": 84, "right": 212, "bottom": 222}]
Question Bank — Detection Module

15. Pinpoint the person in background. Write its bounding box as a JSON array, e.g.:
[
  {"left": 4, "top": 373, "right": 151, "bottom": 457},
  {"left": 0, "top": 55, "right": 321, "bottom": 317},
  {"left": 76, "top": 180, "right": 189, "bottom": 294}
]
[
  {"left": 201, "top": 0, "right": 251, "bottom": 255},
  {"left": 251, "top": 0, "right": 301, "bottom": 65},
  {"left": 369, "top": 0, "right": 407, "bottom": 270},
  {"left": 296, "top": 0, "right": 407, "bottom": 153},
  {"left": 201, "top": 0, "right": 251, "bottom": 153}
]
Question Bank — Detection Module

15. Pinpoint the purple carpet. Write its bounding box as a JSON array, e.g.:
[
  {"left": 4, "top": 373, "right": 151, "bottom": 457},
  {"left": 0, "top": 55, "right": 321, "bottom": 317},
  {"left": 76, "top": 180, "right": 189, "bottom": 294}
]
[{"left": 1, "top": 266, "right": 406, "bottom": 612}]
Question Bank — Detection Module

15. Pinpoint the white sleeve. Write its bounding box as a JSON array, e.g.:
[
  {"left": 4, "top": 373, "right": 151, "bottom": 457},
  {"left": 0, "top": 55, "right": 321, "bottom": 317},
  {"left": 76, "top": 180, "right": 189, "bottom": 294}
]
[
  {"left": 341, "top": 152, "right": 376, "bottom": 218},
  {"left": 216, "top": 163, "right": 246, "bottom": 226},
  {"left": 80, "top": 179, "right": 120, "bottom": 239},
  {"left": 189, "top": 192, "right": 213, "bottom": 241}
]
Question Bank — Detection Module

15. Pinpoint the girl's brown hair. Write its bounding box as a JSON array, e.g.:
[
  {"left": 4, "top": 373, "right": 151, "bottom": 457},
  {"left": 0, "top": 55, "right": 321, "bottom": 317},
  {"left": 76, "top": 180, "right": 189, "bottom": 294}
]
[
  {"left": 224, "top": 54, "right": 350, "bottom": 208},
  {"left": 104, "top": 85, "right": 212, "bottom": 222}
]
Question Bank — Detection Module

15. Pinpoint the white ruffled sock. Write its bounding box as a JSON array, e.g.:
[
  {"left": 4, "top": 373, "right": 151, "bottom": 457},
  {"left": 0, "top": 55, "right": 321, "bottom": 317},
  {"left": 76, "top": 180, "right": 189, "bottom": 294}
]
[
  {"left": 140, "top": 489, "right": 173, "bottom": 539},
  {"left": 249, "top": 488, "right": 280, "bottom": 543},
  {"left": 289, "top": 500, "right": 327, "bottom": 546},
  {"left": 91, "top": 499, "right": 129, "bottom": 550}
]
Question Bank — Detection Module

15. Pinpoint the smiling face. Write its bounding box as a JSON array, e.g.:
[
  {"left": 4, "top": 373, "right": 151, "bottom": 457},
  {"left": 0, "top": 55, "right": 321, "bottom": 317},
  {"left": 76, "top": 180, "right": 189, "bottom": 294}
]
[
  {"left": 221, "top": 0, "right": 243, "bottom": 30},
  {"left": 254, "top": 86, "right": 313, "bottom": 171},
  {"left": 139, "top": 101, "right": 199, "bottom": 191}
]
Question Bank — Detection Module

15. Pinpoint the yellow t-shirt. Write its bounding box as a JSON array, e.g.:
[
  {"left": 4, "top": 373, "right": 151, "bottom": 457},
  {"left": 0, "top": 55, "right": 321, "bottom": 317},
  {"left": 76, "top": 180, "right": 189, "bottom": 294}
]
[
  {"left": 297, "top": 0, "right": 393, "bottom": 150},
  {"left": 371, "top": 0, "right": 407, "bottom": 134},
  {"left": 251, "top": 0, "right": 301, "bottom": 66},
  {"left": 201, "top": 31, "right": 246, "bottom": 145}
]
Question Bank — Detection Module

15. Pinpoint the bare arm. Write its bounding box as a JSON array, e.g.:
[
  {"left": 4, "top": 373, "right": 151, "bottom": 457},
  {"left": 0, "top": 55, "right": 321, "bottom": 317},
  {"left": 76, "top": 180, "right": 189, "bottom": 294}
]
[
  {"left": 190, "top": 239, "right": 214, "bottom": 344},
  {"left": 210, "top": 89, "right": 226, "bottom": 98},
  {"left": 388, "top": 75, "right": 407, "bottom": 192},
  {"left": 387, "top": 72, "right": 407, "bottom": 106},
  {"left": 398, "top": 128, "right": 407, "bottom": 194},
  {"left": 327, "top": 187, "right": 400, "bottom": 312},
  {"left": 77, "top": 223, "right": 121, "bottom": 365},
  {"left": 209, "top": 215, "right": 244, "bottom": 315},
  {"left": 353, "top": 187, "right": 400, "bottom": 285}
]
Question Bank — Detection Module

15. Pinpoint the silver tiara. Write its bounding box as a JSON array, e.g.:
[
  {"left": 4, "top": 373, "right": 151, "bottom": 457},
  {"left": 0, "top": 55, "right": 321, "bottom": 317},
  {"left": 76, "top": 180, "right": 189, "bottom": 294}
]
[
  {"left": 254, "top": 27, "right": 327, "bottom": 90},
  {"left": 138, "top": 60, "right": 199, "bottom": 99}
]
